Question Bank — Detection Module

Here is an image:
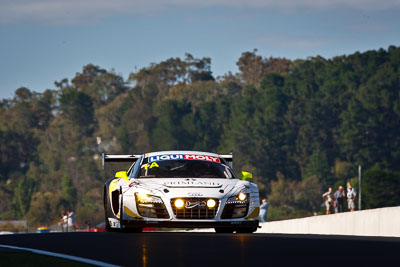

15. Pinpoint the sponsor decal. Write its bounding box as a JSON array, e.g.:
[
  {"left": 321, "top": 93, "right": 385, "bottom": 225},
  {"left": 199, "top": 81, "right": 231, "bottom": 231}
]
[
  {"left": 149, "top": 154, "right": 184, "bottom": 162},
  {"left": 163, "top": 181, "right": 222, "bottom": 187},
  {"left": 149, "top": 154, "right": 220, "bottom": 163},
  {"left": 184, "top": 154, "right": 220, "bottom": 163},
  {"left": 185, "top": 200, "right": 206, "bottom": 209},
  {"left": 188, "top": 192, "right": 203, "bottom": 197}
]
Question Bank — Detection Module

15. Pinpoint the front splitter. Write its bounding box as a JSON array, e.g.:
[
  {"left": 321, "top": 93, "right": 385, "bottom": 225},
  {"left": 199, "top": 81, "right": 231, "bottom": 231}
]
[{"left": 120, "top": 219, "right": 259, "bottom": 229}]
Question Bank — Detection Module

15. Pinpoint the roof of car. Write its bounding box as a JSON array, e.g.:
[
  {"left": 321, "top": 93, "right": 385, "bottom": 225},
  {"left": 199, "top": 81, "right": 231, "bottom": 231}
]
[{"left": 144, "top": 151, "right": 220, "bottom": 158}]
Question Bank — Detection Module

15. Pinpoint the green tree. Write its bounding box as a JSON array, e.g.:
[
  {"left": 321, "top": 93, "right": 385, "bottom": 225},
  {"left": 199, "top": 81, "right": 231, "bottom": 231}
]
[
  {"left": 303, "top": 149, "right": 331, "bottom": 182},
  {"left": 237, "top": 49, "right": 292, "bottom": 86},
  {"left": 362, "top": 166, "right": 400, "bottom": 209},
  {"left": 61, "top": 174, "right": 77, "bottom": 208},
  {"left": 13, "top": 177, "right": 36, "bottom": 218},
  {"left": 72, "top": 64, "right": 128, "bottom": 108},
  {"left": 2, "top": 45, "right": 400, "bottom": 225},
  {"left": 151, "top": 100, "right": 194, "bottom": 150},
  {"left": 25, "top": 192, "right": 65, "bottom": 226}
]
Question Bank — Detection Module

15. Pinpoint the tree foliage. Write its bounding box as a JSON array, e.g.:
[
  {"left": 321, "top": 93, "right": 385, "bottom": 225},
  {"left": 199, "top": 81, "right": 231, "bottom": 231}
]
[
  {"left": 362, "top": 166, "right": 400, "bottom": 209},
  {"left": 1, "top": 47, "right": 400, "bottom": 225}
]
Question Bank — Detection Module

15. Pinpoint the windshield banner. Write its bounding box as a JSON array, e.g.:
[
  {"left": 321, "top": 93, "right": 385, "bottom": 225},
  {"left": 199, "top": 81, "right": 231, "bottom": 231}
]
[{"left": 148, "top": 154, "right": 220, "bottom": 163}]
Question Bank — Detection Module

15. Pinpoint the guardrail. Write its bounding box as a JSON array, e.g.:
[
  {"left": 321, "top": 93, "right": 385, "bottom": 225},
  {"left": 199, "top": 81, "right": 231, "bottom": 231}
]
[{"left": 258, "top": 206, "right": 400, "bottom": 237}]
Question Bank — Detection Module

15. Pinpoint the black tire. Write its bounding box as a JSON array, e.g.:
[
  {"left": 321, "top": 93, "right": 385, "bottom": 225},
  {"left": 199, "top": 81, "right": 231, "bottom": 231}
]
[{"left": 215, "top": 227, "right": 235, "bottom": 233}]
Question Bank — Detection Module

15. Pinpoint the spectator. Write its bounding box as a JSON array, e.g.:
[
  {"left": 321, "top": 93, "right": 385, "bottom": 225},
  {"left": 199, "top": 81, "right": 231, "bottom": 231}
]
[
  {"left": 58, "top": 211, "right": 68, "bottom": 232},
  {"left": 322, "top": 187, "right": 333, "bottom": 215},
  {"left": 67, "top": 209, "right": 77, "bottom": 231},
  {"left": 259, "top": 199, "right": 269, "bottom": 222},
  {"left": 346, "top": 183, "right": 357, "bottom": 212},
  {"left": 333, "top": 186, "right": 346, "bottom": 213}
]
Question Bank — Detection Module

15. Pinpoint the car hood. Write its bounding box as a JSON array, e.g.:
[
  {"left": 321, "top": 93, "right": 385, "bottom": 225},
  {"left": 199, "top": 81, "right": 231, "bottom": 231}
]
[{"left": 127, "top": 178, "right": 250, "bottom": 198}]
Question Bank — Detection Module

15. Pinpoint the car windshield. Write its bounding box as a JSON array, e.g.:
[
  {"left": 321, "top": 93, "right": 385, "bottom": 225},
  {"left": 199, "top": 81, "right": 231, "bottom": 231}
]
[{"left": 138, "top": 159, "right": 234, "bottom": 179}]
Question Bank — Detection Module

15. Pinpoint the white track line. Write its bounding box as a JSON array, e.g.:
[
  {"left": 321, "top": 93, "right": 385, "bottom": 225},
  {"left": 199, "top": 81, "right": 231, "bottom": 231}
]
[{"left": 0, "top": 244, "right": 121, "bottom": 267}]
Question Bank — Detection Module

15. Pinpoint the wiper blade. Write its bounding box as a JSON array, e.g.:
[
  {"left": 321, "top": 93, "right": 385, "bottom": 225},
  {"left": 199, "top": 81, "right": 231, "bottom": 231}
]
[{"left": 170, "top": 165, "right": 185, "bottom": 171}]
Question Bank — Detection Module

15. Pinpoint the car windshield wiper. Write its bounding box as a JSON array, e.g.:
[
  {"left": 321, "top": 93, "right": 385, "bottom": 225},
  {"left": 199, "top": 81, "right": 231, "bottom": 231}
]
[{"left": 170, "top": 165, "right": 185, "bottom": 171}]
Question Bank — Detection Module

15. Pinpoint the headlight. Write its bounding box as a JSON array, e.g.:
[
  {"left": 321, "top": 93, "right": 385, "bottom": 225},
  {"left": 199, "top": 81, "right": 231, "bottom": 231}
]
[
  {"left": 226, "top": 192, "right": 249, "bottom": 204},
  {"left": 137, "top": 192, "right": 148, "bottom": 201},
  {"left": 135, "top": 192, "right": 163, "bottom": 204},
  {"left": 207, "top": 199, "right": 216, "bottom": 208},
  {"left": 135, "top": 193, "right": 169, "bottom": 219},
  {"left": 174, "top": 199, "right": 185, "bottom": 208},
  {"left": 238, "top": 192, "right": 246, "bottom": 201}
]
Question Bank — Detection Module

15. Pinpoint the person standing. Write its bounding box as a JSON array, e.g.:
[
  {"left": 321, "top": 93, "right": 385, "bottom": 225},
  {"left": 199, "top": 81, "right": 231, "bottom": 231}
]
[
  {"left": 322, "top": 187, "right": 333, "bottom": 215},
  {"left": 333, "top": 186, "right": 346, "bottom": 213},
  {"left": 259, "top": 199, "right": 269, "bottom": 222},
  {"left": 67, "top": 209, "right": 76, "bottom": 231},
  {"left": 346, "top": 183, "right": 357, "bottom": 212},
  {"left": 58, "top": 211, "right": 68, "bottom": 232}
]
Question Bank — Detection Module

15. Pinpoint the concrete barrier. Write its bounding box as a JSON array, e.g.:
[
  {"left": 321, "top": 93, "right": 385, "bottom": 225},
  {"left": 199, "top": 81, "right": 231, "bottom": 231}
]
[{"left": 258, "top": 206, "right": 400, "bottom": 237}]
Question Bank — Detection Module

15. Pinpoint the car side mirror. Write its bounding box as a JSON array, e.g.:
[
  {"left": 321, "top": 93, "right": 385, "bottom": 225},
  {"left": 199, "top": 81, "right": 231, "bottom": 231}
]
[
  {"left": 115, "top": 171, "right": 128, "bottom": 181},
  {"left": 241, "top": 171, "right": 253, "bottom": 181}
]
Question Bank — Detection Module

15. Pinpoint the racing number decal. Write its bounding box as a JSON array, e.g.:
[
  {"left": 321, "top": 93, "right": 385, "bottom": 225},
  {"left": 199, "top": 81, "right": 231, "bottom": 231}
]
[
  {"left": 150, "top": 162, "right": 159, "bottom": 168},
  {"left": 141, "top": 162, "right": 159, "bottom": 170}
]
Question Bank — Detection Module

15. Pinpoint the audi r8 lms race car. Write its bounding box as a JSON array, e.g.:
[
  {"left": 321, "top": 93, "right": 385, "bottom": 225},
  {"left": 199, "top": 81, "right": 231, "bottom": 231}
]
[{"left": 103, "top": 151, "right": 260, "bottom": 233}]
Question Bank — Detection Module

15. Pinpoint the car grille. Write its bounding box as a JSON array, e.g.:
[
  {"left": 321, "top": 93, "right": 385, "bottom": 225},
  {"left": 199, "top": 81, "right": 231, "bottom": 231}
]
[{"left": 171, "top": 198, "right": 219, "bottom": 219}]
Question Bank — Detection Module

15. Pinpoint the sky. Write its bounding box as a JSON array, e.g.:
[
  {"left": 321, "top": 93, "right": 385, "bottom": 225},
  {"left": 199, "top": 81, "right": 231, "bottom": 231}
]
[{"left": 1, "top": 0, "right": 400, "bottom": 100}]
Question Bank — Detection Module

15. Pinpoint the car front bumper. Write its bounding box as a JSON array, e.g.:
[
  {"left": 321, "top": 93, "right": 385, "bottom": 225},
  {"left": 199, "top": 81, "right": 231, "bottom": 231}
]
[{"left": 121, "top": 219, "right": 259, "bottom": 229}]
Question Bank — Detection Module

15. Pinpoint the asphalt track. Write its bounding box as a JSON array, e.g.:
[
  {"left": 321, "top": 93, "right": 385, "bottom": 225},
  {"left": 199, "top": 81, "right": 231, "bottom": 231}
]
[{"left": 0, "top": 232, "right": 399, "bottom": 267}]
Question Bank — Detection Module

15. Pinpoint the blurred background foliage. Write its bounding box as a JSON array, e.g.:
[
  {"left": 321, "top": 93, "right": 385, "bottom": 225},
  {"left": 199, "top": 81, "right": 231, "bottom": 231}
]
[{"left": 1, "top": 47, "right": 400, "bottom": 226}]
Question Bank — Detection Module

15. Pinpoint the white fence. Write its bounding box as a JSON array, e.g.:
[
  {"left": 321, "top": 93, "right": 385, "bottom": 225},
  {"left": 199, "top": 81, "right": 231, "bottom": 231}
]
[{"left": 259, "top": 206, "right": 400, "bottom": 237}]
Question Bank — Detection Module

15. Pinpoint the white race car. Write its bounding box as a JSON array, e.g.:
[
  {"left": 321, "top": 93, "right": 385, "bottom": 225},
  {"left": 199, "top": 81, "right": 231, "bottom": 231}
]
[{"left": 103, "top": 151, "right": 260, "bottom": 233}]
